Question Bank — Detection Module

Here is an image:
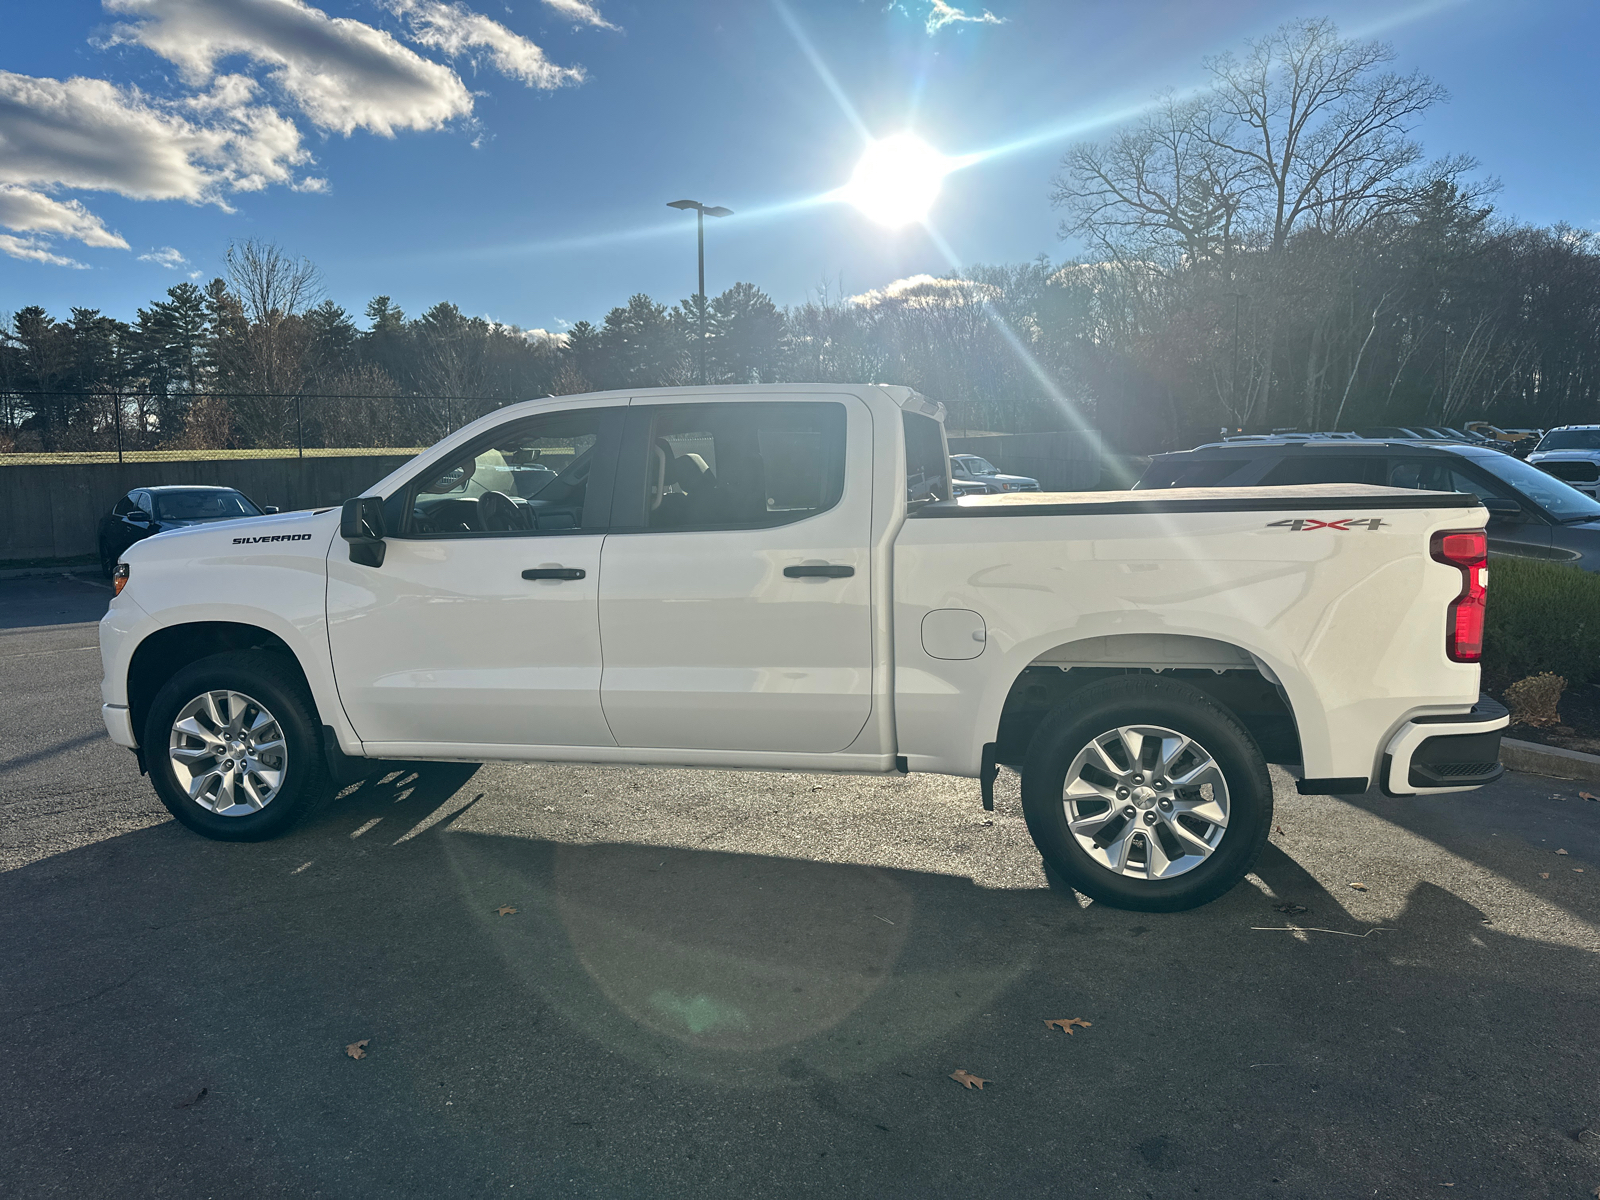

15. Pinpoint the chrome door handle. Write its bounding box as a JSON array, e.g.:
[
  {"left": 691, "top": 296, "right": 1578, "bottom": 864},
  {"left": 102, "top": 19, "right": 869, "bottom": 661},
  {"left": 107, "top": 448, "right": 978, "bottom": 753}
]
[
  {"left": 522, "top": 568, "right": 586, "bottom": 580},
  {"left": 783, "top": 565, "right": 854, "bottom": 579}
]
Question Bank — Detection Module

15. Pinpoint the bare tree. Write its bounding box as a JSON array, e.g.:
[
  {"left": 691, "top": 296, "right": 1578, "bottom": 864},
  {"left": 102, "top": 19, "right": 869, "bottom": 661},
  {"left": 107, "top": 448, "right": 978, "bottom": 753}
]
[
  {"left": 1201, "top": 18, "right": 1450, "bottom": 251},
  {"left": 1053, "top": 92, "right": 1250, "bottom": 272},
  {"left": 223, "top": 239, "right": 323, "bottom": 446}
]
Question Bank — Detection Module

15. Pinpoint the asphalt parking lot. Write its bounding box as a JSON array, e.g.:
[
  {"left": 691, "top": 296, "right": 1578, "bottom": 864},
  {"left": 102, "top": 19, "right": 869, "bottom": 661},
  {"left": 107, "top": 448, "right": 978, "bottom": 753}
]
[{"left": 3, "top": 574, "right": 1599, "bottom": 1198}]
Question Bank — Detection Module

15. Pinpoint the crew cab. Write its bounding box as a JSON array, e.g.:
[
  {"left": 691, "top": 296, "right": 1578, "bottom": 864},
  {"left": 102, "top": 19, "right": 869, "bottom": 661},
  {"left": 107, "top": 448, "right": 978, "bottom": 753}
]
[{"left": 99, "top": 385, "right": 1507, "bottom": 912}]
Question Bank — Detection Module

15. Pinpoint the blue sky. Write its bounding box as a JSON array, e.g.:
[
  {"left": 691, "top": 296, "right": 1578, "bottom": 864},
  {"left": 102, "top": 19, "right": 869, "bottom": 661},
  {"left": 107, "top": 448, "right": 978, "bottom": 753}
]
[{"left": 2, "top": 0, "right": 1597, "bottom": 333}]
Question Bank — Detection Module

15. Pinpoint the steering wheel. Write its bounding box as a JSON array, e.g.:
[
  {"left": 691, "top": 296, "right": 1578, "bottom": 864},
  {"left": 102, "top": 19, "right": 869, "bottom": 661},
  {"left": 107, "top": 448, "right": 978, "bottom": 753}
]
[{"left": 477, "top": 490, "right": 527, "bottom": 532}]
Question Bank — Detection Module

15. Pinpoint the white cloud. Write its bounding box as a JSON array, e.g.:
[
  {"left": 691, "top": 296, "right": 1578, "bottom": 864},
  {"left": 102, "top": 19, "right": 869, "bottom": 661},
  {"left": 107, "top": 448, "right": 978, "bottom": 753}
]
[
  {"left": 540, "top": 0, "right": 619, "bottom": 32},
  {"left": 0, "top": 234, "right": 89, "bottom": 268},
  {"left": 0, "top": 184, "right": 129, "bottom": 248},
  {"left": 380, "top": 0, "right": 586, "bottom": 89},
  {"left": 0, "top": 0, "right": 608, "bottom": 266},
  {"left": 0, "top": 70, "right": 312, "bottom": 203},
  {"left": 139, "top": 245, "right": 188, "bottom": 267},
  {"left": 849, "top": 273, "right": 1001, "bottom": 308},
  {"left": 923, "top": 0, "right": 1005, "bottom": 34},
  {"left": 522, "top": 327, "right": 568, "bottom": 348},
  {"left": 106, "top": 0, "right": 474, "bottom": 135}
]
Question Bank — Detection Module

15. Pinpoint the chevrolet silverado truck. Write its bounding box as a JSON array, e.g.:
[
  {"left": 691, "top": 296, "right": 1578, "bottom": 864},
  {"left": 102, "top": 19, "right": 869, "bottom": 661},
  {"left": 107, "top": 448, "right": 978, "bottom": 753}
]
[{"left": 98, "top": 385, "right": 1507, "bottom": 911}]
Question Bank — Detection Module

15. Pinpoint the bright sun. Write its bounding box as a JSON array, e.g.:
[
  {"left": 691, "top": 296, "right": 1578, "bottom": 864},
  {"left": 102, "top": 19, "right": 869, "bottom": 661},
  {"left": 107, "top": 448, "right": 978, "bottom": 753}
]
[{"left": 845, "top": 133, "right": 950, "bottom": 228}]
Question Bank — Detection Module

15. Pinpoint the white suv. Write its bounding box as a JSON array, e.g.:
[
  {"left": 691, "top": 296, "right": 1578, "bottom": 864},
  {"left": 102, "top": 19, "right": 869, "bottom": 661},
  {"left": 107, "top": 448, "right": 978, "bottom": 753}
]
[{"left": 1528, "top": 425, "right": 1600, "bottom": 498}]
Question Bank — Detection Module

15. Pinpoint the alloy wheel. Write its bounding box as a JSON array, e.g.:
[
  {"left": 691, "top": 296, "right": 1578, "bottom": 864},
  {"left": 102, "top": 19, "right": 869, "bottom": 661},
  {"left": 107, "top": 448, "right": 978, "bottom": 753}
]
[
  {"left": 168, "top": 690, "right": 288, "bottom": 816},
  {"left": 1061, "top": 724, "right": 1230, "bottom": 880}
]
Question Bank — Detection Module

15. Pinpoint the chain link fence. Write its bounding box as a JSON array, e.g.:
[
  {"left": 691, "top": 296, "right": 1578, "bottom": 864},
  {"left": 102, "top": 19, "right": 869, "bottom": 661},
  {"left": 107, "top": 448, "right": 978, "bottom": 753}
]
[{"left": 0, "top": 389, "right": 545, "bottom": 463}]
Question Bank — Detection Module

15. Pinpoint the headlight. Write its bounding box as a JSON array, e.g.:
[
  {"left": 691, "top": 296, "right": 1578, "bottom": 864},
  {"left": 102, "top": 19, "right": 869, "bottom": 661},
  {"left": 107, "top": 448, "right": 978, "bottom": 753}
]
[
  {"left": 1001, "top": 483, "right": 1015, "bottom": 491},
  {"left": 112, "top": 563, "right": 130, "bottom": 596}
]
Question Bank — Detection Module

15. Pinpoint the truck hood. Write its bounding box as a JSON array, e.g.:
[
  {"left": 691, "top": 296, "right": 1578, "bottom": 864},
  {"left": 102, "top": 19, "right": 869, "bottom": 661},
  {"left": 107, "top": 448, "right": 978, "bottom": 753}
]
[{"left": 122, "top": 506, "right": 342, "bottom": 563}]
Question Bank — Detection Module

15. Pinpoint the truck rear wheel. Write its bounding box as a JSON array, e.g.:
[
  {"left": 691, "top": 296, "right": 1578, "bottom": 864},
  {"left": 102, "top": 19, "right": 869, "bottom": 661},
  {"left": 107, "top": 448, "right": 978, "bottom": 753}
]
[
  {"left": 144, "top": 651, "right": 331, "bottom": 842},
  {"left": 1021, "top": 676, "right": 1272, "bottom": 912}
]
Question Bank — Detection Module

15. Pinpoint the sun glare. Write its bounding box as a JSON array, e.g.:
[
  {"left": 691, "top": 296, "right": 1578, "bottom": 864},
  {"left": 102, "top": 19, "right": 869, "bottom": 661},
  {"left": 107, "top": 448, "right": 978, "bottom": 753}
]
[{"left": 844, "top": 133, "right": 949, "bottom": 228}]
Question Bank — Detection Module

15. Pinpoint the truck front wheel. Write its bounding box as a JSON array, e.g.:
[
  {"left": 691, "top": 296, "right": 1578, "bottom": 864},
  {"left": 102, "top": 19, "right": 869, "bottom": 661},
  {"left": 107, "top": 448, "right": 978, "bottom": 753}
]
[
  {"left": 1021, "top": 676, "right": 1272, "bottom": 912},
  {"left": 144, "top": 651, "right": 331, "bottom": 842}
]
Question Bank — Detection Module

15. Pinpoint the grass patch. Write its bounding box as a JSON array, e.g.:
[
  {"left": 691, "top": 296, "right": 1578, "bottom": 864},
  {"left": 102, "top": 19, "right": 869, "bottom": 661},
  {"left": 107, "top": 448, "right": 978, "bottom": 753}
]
[{"left": 0, "top": 447, "right": 425, "bottom": 466}]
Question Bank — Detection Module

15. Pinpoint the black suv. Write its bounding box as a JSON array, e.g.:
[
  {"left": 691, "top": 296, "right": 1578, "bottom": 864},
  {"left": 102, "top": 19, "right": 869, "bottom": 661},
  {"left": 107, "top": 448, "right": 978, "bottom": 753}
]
[{"left": 1137, "top": 439, "right": 1600, "bottom": 571}]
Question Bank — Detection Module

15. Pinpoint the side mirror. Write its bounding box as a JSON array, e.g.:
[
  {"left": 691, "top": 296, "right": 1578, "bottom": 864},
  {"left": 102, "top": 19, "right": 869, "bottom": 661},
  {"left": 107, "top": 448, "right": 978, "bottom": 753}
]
[
  {"left": 1481, "top": 497, "right": 1522, "bottom": 517},
  {"left": 262, "top": 505, "right": 280, "bottom": 515},
  {"left": 340, "top": 496, "right": 388, "bottom": 567}
]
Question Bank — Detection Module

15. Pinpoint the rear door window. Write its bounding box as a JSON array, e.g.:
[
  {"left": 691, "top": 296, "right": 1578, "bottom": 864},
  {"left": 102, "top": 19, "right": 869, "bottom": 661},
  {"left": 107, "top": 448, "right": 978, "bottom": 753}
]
[
  {"left": 1259, "top": 457, "right": 1388, "bottom": 486},
  {"left": 1143, "top": 458, "right": 1255, "bottom": 488},
  {"left": 619, "top": 401, "right": 849, "bottom": 531}
]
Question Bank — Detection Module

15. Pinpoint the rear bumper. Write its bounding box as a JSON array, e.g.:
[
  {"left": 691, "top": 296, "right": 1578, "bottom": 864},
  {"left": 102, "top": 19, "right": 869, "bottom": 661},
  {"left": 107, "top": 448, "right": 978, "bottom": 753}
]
[{"left": 1381, "top": 695, "right": 1508, "bottom": 796}]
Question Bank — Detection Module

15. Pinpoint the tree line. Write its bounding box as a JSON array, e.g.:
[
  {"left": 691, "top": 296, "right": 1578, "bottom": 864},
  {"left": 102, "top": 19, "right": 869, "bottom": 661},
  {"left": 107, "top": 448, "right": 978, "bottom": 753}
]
[{"left": 3, "top": 18, "right": 1597, "bottom": 456}]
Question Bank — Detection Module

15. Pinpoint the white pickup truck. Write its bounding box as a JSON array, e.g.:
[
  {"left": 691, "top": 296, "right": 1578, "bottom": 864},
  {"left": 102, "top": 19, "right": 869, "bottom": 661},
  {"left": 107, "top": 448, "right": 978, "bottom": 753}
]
[{"left": 99, "top": 385, "right": 1507, "bottom": 911}]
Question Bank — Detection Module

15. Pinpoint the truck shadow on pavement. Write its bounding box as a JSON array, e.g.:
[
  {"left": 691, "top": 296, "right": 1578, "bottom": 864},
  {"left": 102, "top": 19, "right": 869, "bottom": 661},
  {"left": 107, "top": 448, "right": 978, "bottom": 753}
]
[{"left": 4, "top": 764, "right": 1599, "bottom": 1197}]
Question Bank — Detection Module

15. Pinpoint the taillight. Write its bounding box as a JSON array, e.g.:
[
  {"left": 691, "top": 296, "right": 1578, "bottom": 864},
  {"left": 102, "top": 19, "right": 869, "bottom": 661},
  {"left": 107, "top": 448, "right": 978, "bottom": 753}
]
[
  {"left": 112, "top": 562, "right": 130, "bottom": 597},
  {"left": 1431, "top": 530, "right": 1487, "bottom": 662}
]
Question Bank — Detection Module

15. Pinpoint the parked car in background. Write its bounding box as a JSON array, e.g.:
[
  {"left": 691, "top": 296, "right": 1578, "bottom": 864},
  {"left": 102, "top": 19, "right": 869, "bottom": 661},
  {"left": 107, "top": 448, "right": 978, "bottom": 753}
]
[
  {"left": 98, "top": 486, "right": 275, "bottom": 577},
  {"left": 1352, "top": 425, "right": 1461, "bottom": 441},
  {"left": 1466, "top": 422, "right": 1541, "bottom": 454},
  {"left": 1528, "top": 425, "right": 1600, "bottom": 498},
  {"left": 1137, "top": 437, "right": 1600, "bottom": 571},
  {"left": 948, "top": 452, "right": 1040, "bottom": 492}
]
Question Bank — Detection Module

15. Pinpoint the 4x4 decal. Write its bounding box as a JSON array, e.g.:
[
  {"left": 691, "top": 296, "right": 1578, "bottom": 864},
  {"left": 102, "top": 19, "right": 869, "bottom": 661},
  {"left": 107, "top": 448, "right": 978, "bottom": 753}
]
[{"left": 1266, "top": 517, "right": 1387, "bottom": 531}]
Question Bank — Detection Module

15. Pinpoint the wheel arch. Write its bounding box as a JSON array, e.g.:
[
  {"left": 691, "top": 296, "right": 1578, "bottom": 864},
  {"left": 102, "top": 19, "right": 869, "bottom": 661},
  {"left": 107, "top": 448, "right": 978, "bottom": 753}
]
[
  {"left": 127, "top": 622, "right": 316, "bottom": 748},
  {"left": 990, "top": 633, "right": 1303, "bottom": 770}
]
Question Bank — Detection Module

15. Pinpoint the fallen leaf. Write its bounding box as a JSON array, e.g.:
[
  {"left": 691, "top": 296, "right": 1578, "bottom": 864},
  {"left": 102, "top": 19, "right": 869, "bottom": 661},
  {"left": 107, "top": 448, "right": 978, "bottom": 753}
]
[
  {"left": 1274, "top": 824, "right": 1287, "bottom": 837},
  {"left": 1349, "top": 882, "right": 1369, "bottom": 892},
  {"left": 1557, "top": 848, "right": 1570, "bottom": 855},
  {"left": 1046, "top": 1017, "right": 1093, "bottom": 1035},
  {"left": 174, "top": 1087, "right": 208, "bottom": 1109},
  {"left": 949, "top": 1069, "right": 990, "bottom": 1090},
  {"left": 1540, "top": 872, "right": 1550, "bottom": 879},
  {"left": 1577, "top": 868, "right": 1586, "bottom": 873},
  {"left": 1274, "top": 903, "right": 1309, "bottom": 916},
  {"left": 495, "top": 905, "right": 518, "bottom": 916},
  {"left": 346, "top": 1039, "right": 369, "bottom": 1060},
  {"left": 1581, "top": 792, "right": 1598, "bottom": 802}
]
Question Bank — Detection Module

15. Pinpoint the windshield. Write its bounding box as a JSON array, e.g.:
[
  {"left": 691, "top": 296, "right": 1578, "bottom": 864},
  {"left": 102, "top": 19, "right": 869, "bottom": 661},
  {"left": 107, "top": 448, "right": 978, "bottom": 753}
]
[
  {"left": 1535, "top": 429, "right": 1600, "bottom": 452},
  {"left": 152, "top": 490, "right": 260, "bottom": 521},
  {"left": 958, "top": 456, "right": 999, "bottom": 475},
  {"left": 1466, "top": 451, "right": 1600, "bottom": 520}
]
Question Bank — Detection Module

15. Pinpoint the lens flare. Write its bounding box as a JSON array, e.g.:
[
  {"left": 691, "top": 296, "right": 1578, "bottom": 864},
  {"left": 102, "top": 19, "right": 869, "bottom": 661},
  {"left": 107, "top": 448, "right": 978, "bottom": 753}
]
[{"left": 844, "top": 133, "right": 949, "bottom": 228}]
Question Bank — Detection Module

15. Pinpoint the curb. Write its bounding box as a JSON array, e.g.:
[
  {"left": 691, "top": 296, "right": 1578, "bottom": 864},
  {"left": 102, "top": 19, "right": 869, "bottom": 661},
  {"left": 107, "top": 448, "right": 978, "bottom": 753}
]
[{"left": 1501, "top": 737, "right": 1600, "bottom": 783}]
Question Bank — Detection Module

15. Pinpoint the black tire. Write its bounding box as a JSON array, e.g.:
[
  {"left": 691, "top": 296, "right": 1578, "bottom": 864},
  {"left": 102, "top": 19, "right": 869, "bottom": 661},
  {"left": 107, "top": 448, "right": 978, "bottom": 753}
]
[
  {"left": 143, "top": 650, "right": 331, "bottom": 842},
  {"left": 1021, "top": 675, "right": 1272, "bottom": 912},
  {"left": 99, "top": 539, "right": 115, "bottom": 579}
]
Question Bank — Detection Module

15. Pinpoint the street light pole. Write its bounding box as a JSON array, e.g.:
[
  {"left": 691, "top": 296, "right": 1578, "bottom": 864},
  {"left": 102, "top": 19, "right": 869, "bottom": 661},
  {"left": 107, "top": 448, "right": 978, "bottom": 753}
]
[
  {"left": 1228, "top": 292, "right": 1245, "bottom": 426},
  {"left": 667, "top": 199, "right": 733, "bottom": 386}
]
